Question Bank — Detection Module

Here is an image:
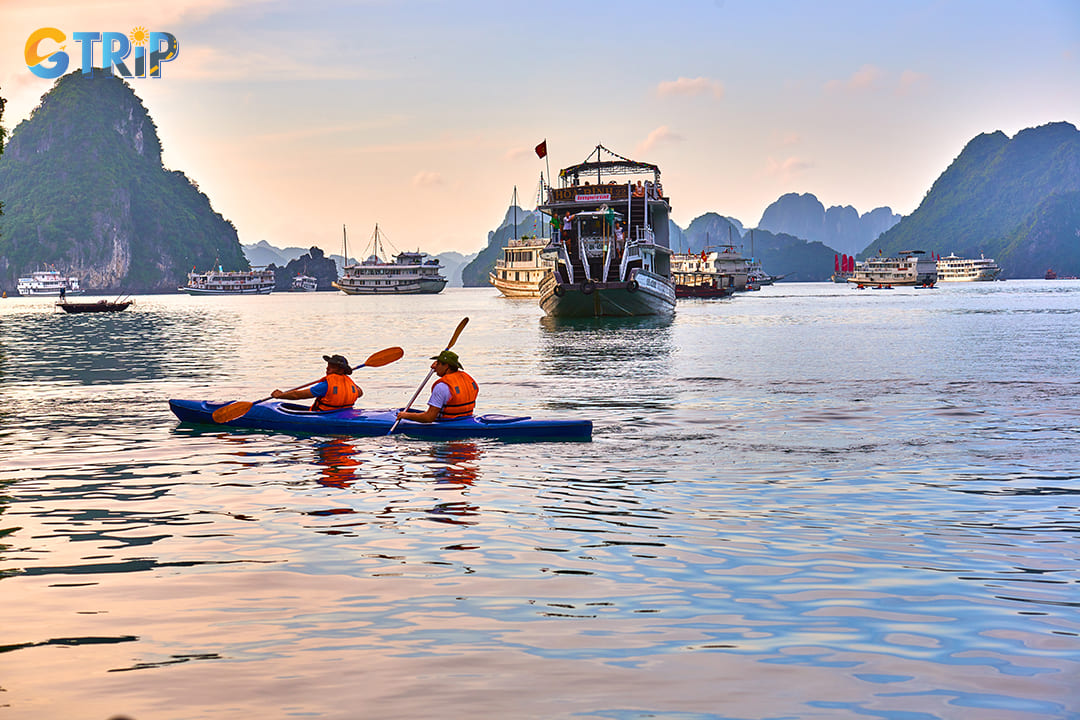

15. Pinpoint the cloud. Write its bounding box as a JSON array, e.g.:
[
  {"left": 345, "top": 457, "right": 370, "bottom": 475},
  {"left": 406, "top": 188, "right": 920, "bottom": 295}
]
[
  {"left": 775, "top": 130, "right": 802, "bottom": 146},
  {"left": 635, "top": 126, "right": 684, "bottom": 155},
  {"left": 763, "top": 155, "right": 813, "bottom": 181},
  {"left": 411, "top": 171, "right": 443, "bottom": 188},
  {"left": 825, "top": 64, "right": 882, "bottom": 93},
  {"left": 656, "top": 76, "right": 724, "bottom": 100},
  {"left": 897, "top": 69, "right": 927, "bottom": 95}
]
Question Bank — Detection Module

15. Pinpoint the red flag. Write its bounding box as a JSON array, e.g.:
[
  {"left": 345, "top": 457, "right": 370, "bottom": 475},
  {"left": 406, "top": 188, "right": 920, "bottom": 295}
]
[{"left": 535, "top": 140, "right": 547, "bottom": 159}]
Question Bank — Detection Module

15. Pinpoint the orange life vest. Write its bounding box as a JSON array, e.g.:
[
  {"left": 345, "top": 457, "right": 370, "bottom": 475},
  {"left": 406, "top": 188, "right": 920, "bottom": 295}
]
[
  {"left": 312, "top": 373, "right": 361, "bottom": 411},
  {"left": 434, "top": 370, "right": 478, "bottom": 420}
]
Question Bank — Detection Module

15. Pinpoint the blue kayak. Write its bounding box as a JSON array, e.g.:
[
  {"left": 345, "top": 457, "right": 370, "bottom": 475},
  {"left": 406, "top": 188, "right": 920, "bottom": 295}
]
[{"left": 168, "top": 399, "right": 592, "bottom": 442}]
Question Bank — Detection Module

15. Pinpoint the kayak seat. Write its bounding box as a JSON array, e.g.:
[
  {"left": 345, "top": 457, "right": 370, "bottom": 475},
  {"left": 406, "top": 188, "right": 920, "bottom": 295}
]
[
  {"left": 278, "top": 402, "right": 349, "bottom": 414},
  {"left": 477, "top": 414, "right": 530, "bottom": 424}
]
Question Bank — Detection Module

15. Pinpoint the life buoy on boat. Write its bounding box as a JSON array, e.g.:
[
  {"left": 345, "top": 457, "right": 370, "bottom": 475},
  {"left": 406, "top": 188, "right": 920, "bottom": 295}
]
[
  {"left": 552, "top": 284, "right": 566, "bottom": 297},
  {"left": 626, "top": 280, "right": 639, "bottom": 293},
  {"left": 581, "top": 282, "right": 595, "bottom": 295}
]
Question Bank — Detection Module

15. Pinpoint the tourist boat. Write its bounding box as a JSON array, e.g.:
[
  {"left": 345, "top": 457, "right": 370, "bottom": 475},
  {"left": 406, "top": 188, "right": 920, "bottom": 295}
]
[
  {"left": 333, "top": 224, "right": 447, "bottom": 295},
  {"left": 290, "top": 275, "right": 318, "bottom": 291},
  {"left": 57, "top": 299, "right": 133, "bottom": 313},
  {"left": 490, "top": 236, "right": 554, "bottom": 297},
  {"left": 832, "top": 253, "right": 855, "bottom": 283},
  {"left": 537, "top": 145, "right": 676, "bottom": 317},
  {"left": 671, "top": 251, "right": 733, "bottom": 298},
  {"left": 168, "top": 399, "right": 592, "bottom": 442},
  {"left": 1045, "top": 268, "right": 1058, "bottom": 280},
  {"left": 848, "top": 250, "right": 937, "bottom": 288},
  {"left": 489, "top": 186, "right": 555, "bottom": 298},
  {"left": 180, "top": 267, "right": 275, "bottom": 295},
  {"left": 710, "top": 244, "right": 751, "bottom": 291},
  {"left": 17, "top": 269, "right": 81, "bottom": 296},
  {"left": 935, "top": 253, "right": 1002, "bottom": 282}
]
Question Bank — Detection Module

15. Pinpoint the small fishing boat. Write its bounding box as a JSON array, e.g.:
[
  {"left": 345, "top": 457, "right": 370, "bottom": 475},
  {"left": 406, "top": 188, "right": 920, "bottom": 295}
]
[
  {"left": 169, "top": 399, "right": 592, "bottom": 442},
  {"left": 57, "top": 299, "right": 133, "bottom": 313}
]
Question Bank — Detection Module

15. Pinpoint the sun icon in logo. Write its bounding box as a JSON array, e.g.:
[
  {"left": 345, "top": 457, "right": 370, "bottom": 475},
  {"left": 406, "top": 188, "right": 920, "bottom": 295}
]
[{"left": 129, "top": 26, "right": 149, "bottom": 46}]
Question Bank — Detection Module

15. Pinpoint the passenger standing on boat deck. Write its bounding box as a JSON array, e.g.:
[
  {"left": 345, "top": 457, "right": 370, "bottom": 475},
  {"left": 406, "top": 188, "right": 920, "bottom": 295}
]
[
  {"left": 395, "top": 350, "right": 477, "bottom": 424},
  {"left": 272, "top": 354, "right": 362, "bottom": 411}
]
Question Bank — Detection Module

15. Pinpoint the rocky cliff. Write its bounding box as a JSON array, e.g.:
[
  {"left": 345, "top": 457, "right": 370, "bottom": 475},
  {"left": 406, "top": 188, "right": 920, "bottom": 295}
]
[{"left": 0, "top": 70, "right": 247, "bottom": 293}]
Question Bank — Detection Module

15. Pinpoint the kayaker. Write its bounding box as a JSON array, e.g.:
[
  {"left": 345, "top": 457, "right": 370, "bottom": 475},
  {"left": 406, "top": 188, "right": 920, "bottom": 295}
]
[
  {"left": 395, "top": 350, "right": 477, "bottom": 423},
  {"left": 271, "top": 354, "right": 362, "bottom": 411}
]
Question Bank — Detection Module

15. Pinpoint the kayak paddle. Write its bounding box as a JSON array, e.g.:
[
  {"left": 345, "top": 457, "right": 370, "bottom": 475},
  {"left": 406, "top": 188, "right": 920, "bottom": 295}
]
[
  {"left": 211, "top": 345, "right": 405, "bottom": 424},
  {"left": 388, "top": 317, "right": 468, "bottom": 434}
]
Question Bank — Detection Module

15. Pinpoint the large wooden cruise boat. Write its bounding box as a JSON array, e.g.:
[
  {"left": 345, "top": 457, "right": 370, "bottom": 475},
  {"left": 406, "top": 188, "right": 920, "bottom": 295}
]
[
  {"left": 180, "top": 267, "right": 275, "bottom": 295},
  {"left": 935, "top": 253, "right": 1002, "bottom": 282},
  {"left": 490, "top": 236, "right": 554, "bottom": 297},
  {"left": 489, "top": 186, "right": 555, "bottom": 298},
  {"left": 537, "top": 145, "right": 676, "bottom": 317},
  {"left": 848, "top": 250, "right": 937, "bottom": 288},
  {"left": 333, "top": 225, "right": 447, "bottom": 295}
]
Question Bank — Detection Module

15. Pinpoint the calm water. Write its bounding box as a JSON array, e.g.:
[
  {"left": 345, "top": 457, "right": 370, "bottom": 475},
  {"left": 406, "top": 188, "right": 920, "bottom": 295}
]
[{"left": 1, "top": 282, "right": 1078, "bottom": 720}]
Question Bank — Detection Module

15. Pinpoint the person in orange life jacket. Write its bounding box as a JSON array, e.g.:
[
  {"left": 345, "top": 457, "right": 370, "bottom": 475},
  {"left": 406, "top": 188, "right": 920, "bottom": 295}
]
[
  {"left": 395, "top": 350, "right": 477, "bottom": 423},
  {"left": 271, "top": 354, "right": 363, "bottom": 411}
]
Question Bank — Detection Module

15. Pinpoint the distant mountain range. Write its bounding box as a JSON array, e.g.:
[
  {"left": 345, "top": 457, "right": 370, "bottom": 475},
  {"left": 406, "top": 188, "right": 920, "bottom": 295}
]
[
  {"left": 2, "top": 72, "right": 1075, "bottom": 291},
  {"left": 463, "top": 122, "right": 1080, "bottom": 283}
]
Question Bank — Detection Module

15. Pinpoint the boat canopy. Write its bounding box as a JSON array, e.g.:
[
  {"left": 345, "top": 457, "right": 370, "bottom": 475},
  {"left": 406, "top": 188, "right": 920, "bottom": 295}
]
[{"left": 558, "top": 144, "right": 660, "bottom": 186}]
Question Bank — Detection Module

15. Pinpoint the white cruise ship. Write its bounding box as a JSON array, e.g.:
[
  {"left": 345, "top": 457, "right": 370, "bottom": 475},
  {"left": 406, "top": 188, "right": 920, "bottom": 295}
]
[
  {"left": 17, "top": 269, "right": 81, "bottom": 296},
  {"left": 180, "top": 267, "right": 275, "bottom": 295},
  {"left": 333, "top": 225, "right": 447, "bottom": 295},
  {"left": 936, "top": 253, "right": 1002, "bottom": 282},
  {"left": 849, "top": 250, "right": 938, "bottom": 288}
]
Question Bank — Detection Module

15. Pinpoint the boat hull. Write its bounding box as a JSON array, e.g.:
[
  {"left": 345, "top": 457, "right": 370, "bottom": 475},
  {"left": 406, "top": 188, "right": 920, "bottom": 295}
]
[
  {"left": 539, "top": 272, "right": 675, "bottom": 318},
  {"left": 179, "top": 286, "right": 274, "bottom": 295},
  {"left": 489, "top": 273, "right": 542, "bottom": 298},
  {"left": 58, "top": 301, "right": 132, "bottom": 313},
  {"left": 169, "top": 399, "right": 592, "bottom": 442},
  {"left": 333, "top": 278, "right": 447, "bottom": 295}
]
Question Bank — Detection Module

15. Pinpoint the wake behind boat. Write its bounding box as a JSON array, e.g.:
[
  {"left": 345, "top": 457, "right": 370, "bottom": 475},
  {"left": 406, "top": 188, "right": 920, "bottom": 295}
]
[
  {"left": 333, "top": 224, "right": 447, "bottom": 295},
  {"left": 169, "top": 399, "right": 592, "bottom": 442},
  {"left": 538, "top": 145, "right": 676, "bottom": 317}
]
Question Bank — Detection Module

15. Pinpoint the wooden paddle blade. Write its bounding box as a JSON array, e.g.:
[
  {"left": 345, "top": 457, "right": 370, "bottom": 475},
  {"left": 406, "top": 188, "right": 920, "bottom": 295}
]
[
  {"left": 362, "top": 346, "right": 404, "bottom": 368},
  {"left": 446, "top": 317, "right": 469, "bottom": 350},
  {"left": 211, "top": 401, "right": 254, "bottom": 424}
]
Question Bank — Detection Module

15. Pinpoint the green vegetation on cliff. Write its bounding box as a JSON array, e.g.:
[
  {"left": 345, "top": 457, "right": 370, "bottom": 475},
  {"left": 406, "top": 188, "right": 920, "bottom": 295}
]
[
  {"left": 0, "top": 71, "right": 247, "bottom": 292},
  {"left": 872, "top": 122, "right": 1080, "bottom": 277}
]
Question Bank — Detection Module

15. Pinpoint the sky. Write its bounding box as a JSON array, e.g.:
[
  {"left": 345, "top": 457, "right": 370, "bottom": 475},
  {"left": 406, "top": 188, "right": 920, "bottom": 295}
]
[{"left": 2, "top": 0, "right": 1079, "bottom": 259}]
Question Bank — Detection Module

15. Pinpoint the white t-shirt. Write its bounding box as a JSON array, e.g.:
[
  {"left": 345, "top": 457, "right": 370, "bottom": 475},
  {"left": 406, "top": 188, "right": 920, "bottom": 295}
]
[{"left": 427, "top": 382, "right": 451, "bottom": 410}]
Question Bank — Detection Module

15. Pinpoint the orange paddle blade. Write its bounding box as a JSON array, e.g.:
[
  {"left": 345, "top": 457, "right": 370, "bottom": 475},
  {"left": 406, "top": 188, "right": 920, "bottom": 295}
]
[
  {"left": 211, "top": 400, "right": 254, "bottom": 424},
  {"left": 363, "top": 346, "right": 404, "bottom": 367}
]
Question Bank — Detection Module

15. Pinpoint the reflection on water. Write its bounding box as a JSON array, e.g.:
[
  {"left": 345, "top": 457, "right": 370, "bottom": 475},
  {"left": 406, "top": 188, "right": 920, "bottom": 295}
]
[{"left": 1, "top": 286, "right": 1079, "bottom": 719}]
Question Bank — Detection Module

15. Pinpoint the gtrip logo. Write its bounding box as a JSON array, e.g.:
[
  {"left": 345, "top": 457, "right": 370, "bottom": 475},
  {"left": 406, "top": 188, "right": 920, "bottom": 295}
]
[{"left": 26, "top": 27, "right": 179, "bottom": 80}]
